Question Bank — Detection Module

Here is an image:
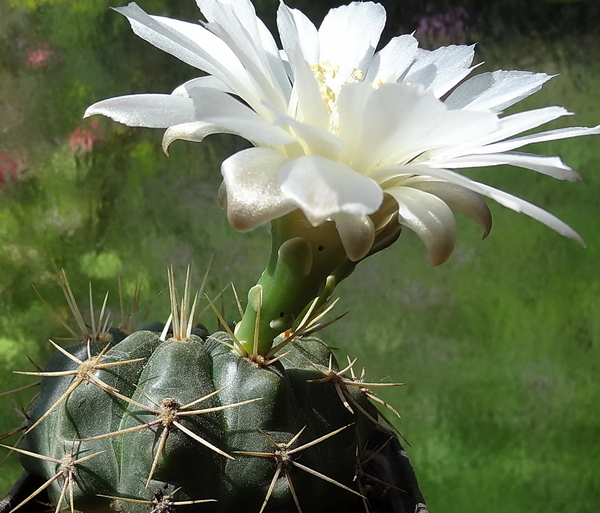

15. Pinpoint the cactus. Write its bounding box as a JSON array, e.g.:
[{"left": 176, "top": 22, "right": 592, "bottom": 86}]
[{"left": 0, "top": 270, "right": 421, "bottom": 513}]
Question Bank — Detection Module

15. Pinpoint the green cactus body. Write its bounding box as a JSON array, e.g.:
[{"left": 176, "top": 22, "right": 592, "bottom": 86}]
[{"left": 19, "top": 328, "right": 378, "bottom": 513}]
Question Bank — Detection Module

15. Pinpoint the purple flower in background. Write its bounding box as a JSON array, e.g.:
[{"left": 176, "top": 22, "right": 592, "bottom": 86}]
[{"left": 415, "top": 5, "right": 473, "bottom": 48}]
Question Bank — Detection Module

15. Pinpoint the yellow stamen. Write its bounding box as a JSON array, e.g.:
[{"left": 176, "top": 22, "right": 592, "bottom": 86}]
[{"left": 310, "top": 61, "right": 366, "bottom": 134}]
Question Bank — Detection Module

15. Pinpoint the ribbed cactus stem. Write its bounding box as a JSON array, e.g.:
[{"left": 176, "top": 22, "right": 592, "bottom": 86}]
[
  {"left": 4, "top": 271, "right": 419, "bottom": 513},
  {"left": 234, "top": 210, "right": 349, "bottom": 355}
]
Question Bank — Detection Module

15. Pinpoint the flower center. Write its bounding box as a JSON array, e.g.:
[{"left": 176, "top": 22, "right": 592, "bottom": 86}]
[{"left": 311, "top": 61, "right": 364, "bottom": 133}]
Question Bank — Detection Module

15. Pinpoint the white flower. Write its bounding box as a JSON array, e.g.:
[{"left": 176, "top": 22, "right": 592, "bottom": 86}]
[{"left": 85, "top": 0, "right": 599, "bottom": 265}]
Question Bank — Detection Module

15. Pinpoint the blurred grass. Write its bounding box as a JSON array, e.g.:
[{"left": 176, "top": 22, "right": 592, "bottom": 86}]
[{"left": 1, "top": 1, "right": 600, "bottom": 512}]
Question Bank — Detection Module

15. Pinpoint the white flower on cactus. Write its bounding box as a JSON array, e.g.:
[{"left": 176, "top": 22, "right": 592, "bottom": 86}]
[{"left": 85, "top": 0, "right": 599, "bottom": 265}]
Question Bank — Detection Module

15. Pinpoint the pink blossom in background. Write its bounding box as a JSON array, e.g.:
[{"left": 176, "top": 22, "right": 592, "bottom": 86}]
[
  {"left": 26, "top": 44, "right": 54, "bottom": 69},
  {"left": 68, "top": 119, "right": 104, "bottom": 153},
  {"left": 0, "top": 151, "right": 27, "bottom": 187}
]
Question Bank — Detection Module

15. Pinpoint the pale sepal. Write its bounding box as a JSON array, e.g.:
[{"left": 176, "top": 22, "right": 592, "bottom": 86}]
[
  {"left": 404, "top": 179, "right": 492, "bottom": 238},
  {"left": 387, "top": 186, "right": 457, "bottom": 266},
  {"left": 221, "top": 147, "right": 296, "bottom": 231},
  {"left": 333, "top": 213, "right": 375, "bottom": 262},
  {"left": 402, "top": 165, "right": 585, "bottom": 246}
]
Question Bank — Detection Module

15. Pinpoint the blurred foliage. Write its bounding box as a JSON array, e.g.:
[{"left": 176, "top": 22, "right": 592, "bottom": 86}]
[{"left": 1, "top": 1, "right": 600, "bottom": 512}]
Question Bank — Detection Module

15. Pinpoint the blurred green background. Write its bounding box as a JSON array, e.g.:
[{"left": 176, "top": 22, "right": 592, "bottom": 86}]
[{"left": 1, "top": 0, "right": 599, "bottom": 511}]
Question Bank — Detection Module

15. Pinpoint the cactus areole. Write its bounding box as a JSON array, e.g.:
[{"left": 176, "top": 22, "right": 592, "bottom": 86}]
[{"left": 17, "top": 328, "right": 385, "bottom": 513}]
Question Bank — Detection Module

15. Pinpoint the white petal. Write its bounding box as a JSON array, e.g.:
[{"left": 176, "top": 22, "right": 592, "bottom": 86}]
[
  {"left": 84, "top": 94, "right": 195, "bottom": 127},
  {"left": 492, "top": 107, "right": 571, "bottom": 141},
  {"left": 276, "top": 9, "right": 328, "bottom": 127},
  {"left": 197, "top": 0, "right": 254, "bottom": 21},
  {"left": 338, "top": 82, "right": 497, "bottom": 173},
  {"left": 337, "top": 81, "right": 375, "bottom": 166},
  {"left": 115, "top": 4, "right": 253, "bottom": 95},
  {"left": 268, "top": 105, "right": 343, "bottom": 160},
  {"left": 401, "top": 107, "right": 498, "bottom": 162},
  {"left": 277, "top": 2, "right": 320, "bottom": 67},
  {"left": 199, "top": 0, "right": 294, "bottom": 103},
  {"left": 379, "top": 164, "right": 584, "bottom": 245},
  {"left": 404, "top": 179, "right": 492, "bottom": 237},
  {"left": 115, "top": 3, "right": 214, "bottom": 69},
  {"left": 387, "top": 186, "right": 457, "bottom": 266},
  {"left": 187, "top": 87, "right": 295, "bottom": 146},
  {"left": 199, "top": 0, "right": 289, "bottom": 97},
  {"left": 221, "top": 147, "right": 295, "bottom": 231},
  {"left": 279, "top": 156, "right": 383, "bottom": 226},
  {"left": 286, "top": 45, "right": 330, "bottom": 130},
  {"left": 431, "top": 152, "right": 582, "bottom": 181},
  {"left": 333, "top": 213, "right": 375, "bottom": 262},
  {"left": 162, "top": 121, "right": 237, "bottom": 154},
  {"left": 404, "top": 44, "right": 476, "bottom": 98},
  {"left": 199, "top": 0, "right": 289, "bottom": 112},
  {"left": 256, "top": 17, "right": 293, "bottom": 99},
  {"left": 277, "top": 7, "right": 329, "bottom": 129},
  {"left": 444, "top": 70, "right": 554, "bottom": 113},
  {"left": 365, "top": 34, "right": 419, "bottom": 83},
  {"left": 318, "top": 2, "right": 386, "bottom": 77},
  {"left": 471, "top": 124, "right": 600, "bottom": 155},
  {"left": 429, "top": 106, "right": 571, "bottom": 160},
  {"left": 338, "top": 82, "right": 442, "bottom": 172},
  {"left": 172, "top": 76, "right": 234, "bottom": 96},
  {"left": 196, "top": 0, "right": 266, "bottom": 70}
]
